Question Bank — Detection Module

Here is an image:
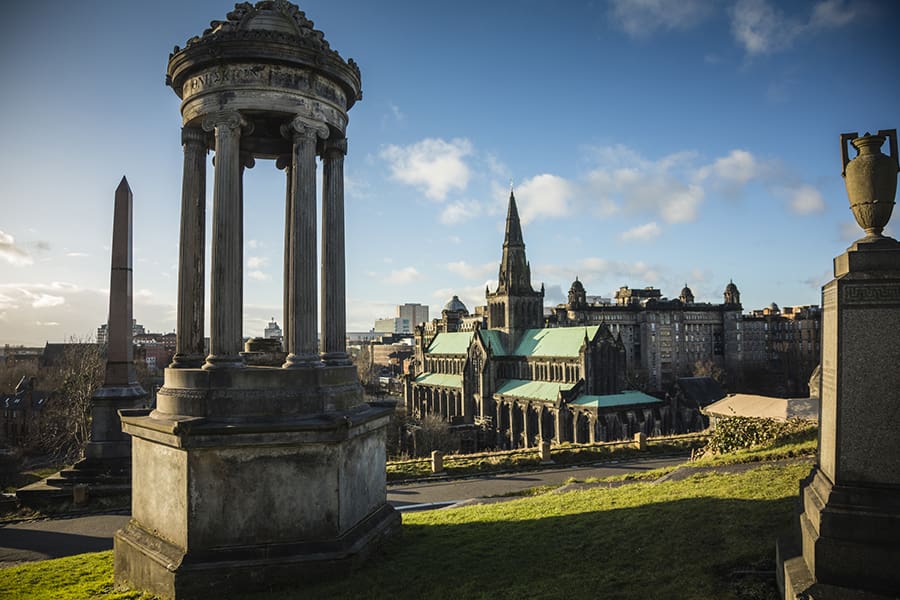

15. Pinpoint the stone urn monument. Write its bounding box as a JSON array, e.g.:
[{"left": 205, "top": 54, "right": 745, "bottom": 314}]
[
  {"left": 841, "top": 129, "right": 898, "bottom": 238},
  {"left": 114, "top": 3, "right": 399, "bottom": 598},
  {"left": 778, "top": 130, "right": 900, "bottom": 598}
]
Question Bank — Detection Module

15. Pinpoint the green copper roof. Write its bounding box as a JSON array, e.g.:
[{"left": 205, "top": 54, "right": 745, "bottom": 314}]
[
  {"left": 414, "top": 373, "right": 463, "bottom": 389},
  {"left": 494, "top": 379, "right": 575, "bottom": 402},
  {"left": 480, "top": 329, "right": 508, "bottom": 356},
  {"left": 572, "top": 390, "right": 661, "bottom": 409},
  {"left": 513, "top": 326, "right": 599, "bottom": 357},
  {"left": 426, "top": 331, "right": 474, "bottom": 355}
]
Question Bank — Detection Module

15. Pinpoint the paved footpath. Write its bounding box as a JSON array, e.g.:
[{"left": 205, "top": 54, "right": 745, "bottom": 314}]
[{"left": 0, "top": 455, "right": 686, "bottom": 567}]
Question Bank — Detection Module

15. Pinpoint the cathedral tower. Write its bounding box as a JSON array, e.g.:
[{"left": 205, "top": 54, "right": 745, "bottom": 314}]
[{"left": 486, "top": 188, "right": 544, "bottom": 345}]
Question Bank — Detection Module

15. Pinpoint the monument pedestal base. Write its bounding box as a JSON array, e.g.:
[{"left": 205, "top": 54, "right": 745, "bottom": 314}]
[
  {"left": 778, "top": 468, "right": 900, "bottom": 599},
  {"left": 115, "top": 366, "right": 398, "bottom": 598},
  {"left": 115, "top": 502, "right": 399, "bottom": 600}
]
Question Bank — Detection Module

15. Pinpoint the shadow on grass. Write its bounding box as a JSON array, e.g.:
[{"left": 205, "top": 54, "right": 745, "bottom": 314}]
[
  {"left": 0, "top": 528, "right": 113, "bottom": 563},
  {"left": 237, "top": 495, "right": 793, "bottom": 600}
]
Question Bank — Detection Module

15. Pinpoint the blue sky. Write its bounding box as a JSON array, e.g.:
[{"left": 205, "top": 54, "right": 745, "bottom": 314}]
[{"left": 1, "top": 0, "right": 898, "bottom": 346}]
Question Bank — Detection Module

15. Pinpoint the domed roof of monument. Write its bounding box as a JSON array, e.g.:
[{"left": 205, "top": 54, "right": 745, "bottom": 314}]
[
  {"left": 195, "top": 1, "right": 332, "bottom": 50},
  {"left": 167, "top": 1, "right": 361, "bottom": 105},
  {"left": 569, "top": 278, "right": 585, "bottom": 294},
  {"left": 681, "top": 284, "right": 693, "bottom": 297},
  {"left": 444, "top": 295, "right": 468, "bottom": 313},
  {"left": 725, "top": 280, "right": 739, "bottom": 293},
  {"left": 769, "top": 302, "right": 780, "bottom": 312}
]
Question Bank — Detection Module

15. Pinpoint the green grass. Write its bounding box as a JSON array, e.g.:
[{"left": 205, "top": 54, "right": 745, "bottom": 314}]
[
  {"left": 0, "top": 552, "right": 152, "bottom": 600},
  {"left": 386, "top": 433, "right": 707, "bottom": 481},
  {"left": 0, "top": 458, "right": 811, "bottom": 599},
  {"left": 2, "top": 466, "right": 63, "bottom": 494}
]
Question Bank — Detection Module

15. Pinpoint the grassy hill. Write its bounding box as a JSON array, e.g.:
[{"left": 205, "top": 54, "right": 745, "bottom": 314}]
[{"left": 0, "top": 422, "right": 816, "bottom": 600}]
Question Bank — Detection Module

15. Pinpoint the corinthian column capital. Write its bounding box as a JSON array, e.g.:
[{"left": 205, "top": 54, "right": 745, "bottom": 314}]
[{"left": 281, "top": 115, "right": 329, "bottom": 142}]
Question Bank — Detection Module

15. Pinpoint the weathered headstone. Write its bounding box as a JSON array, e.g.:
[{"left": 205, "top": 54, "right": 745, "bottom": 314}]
[
  {"left": 778, "top": 130, "right": 900, "bottom": 599},
  {"left": 539, "top": 440, "right": 553, "bottom": 464},
  {"left": 431, "top": 450, "right": 445, "bottom": 475}
]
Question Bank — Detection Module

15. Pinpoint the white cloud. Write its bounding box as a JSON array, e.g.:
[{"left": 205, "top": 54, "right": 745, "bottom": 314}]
[
  {"left": 731, "top": 0, "right": 858, "bottom": 56},
  {"left": 0, "top": 230, "right": 33, "bottom": 266},
  {"left": 65, "top": 252, "right": 89, "bottom": 258},
  {"left": 388, "top": 102, "right": 405, "bottom": 122},
  {"left": 387, "top": 267, "right": 421, "bottom": 284},
  {"left": 247, "top": 256, "right": 268, "bottom": 269},
  {"left": 788, "top": 185, "right": 825, "bottom": 215},
  {"left": 446, "top": 261, "right": 496, "bottom": 280},
  {"left": 620, "top": 221, "right": 662, "bottom": 241},
  {"left": 585, "top": 148, "right": 704, "bottom": 223},
  {"left": 29, "top": 293, "right": 65, "bottom": 308},
  {"left": 248, "top": 270, "right": 270, "bottom": 281},
  {"left": 609, "top": 0, "right": 713, "bottom": 37},
  {"left": 440, "top": 200, "right": 482, "bottom": 225},
  {"left": 696, "top": 149, "right": 760, "bottom": 187},
  {"left": 515, "top": 174, "right": 574, "bottom": 223},
  {"left": 246, "top": 239, "right": 262, "bottom": 249},
  {"left": 380, "top": 138, "right": 473, "bottom": 200}
]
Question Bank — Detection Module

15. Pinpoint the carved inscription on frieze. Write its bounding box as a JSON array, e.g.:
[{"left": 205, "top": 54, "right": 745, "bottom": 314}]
[
  {"left": 843, "top": 284, "right": 900, "bottom": 305},
  {"left": 184, "top": 64, "right": 346, "bottom": 106}
]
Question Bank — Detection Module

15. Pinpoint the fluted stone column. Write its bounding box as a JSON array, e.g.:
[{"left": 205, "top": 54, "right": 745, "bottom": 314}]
[
  {"left": 276, "top": 155, "right": 292, "bottom": 352},
  {"left": 282, "top": 116, "right": 329, "bottom": 368},
  {"left": 321, "top": 137, "right": 349, "bottom": 364},
  {"left": 171, "top": 127, "right": 208, "bottom": 368},
  {"left": 202, "top": 111, "right": 248, "bottom": 369},
  {"left": 239, "top": 151, "right": 255, "bottom": 350}
]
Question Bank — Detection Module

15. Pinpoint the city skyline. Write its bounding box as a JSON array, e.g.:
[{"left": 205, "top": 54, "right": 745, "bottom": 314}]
[{"left": 2, "top": 0, "right": 898, "bottom": 346}]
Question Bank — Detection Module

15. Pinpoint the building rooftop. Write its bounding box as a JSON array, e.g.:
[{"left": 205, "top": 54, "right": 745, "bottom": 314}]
[
  {"left": 703, "top": 394, "right": 819, "bottom": 421},
  {"left": 572, "top": 390, "right": 661, "bottom": 409},
  {"left": 413, "top": 373, "right": 463, "bottom": 389},
  {"left": 426, "top": 331, "right": 474, "bottom": 355},
  {"left": 494, "top": 379, "right": 575, "bottom": 402},
  {"left": 513, "top": 326, "right": 599, "bottom": 358}
]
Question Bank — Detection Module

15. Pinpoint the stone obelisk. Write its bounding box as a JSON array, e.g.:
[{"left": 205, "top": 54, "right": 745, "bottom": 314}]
[{"left": 84, "top": 176, "right": 147, "bottom": 463}]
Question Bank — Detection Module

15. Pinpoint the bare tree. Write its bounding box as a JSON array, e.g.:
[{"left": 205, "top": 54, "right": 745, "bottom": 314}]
[
  {"left": 35, "top": 339, "right": 105, "bottom": 461},
  {"left": 693, "top": 359, "right": 726, "bottom": 387}
]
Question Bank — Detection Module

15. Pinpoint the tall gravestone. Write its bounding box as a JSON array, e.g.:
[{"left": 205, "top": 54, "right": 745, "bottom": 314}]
[
  {"left": 778, "top": 130, "right": 900, "bottom": 598},
  {"left": 114, "top": 3, "right": 398, "bottom": 598}
]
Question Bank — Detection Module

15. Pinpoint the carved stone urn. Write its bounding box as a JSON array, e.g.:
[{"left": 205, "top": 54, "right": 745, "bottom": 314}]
[{"left": 841, "top": 129, "right": 898, "bottom": 238}]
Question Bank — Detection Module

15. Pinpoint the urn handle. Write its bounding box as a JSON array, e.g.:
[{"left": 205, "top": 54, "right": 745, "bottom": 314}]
[
  {"left": 840, "top": 131, "right": 858, "bottom": 177},
  {"left": 876, "top": 129, "right": 899, "bottom": 172}
]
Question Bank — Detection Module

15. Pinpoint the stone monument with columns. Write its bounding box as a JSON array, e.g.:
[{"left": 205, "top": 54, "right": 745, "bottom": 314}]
[
  {"left": 114, "top": 3, "right": 398, "bottom": 597},
  {"left": 778, "top": 129, "right": 900, "bottom": 598}
]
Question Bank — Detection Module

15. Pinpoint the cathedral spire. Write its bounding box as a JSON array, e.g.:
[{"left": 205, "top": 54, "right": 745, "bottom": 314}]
[
  {"left": 487, "top": 186, "right": 544, "bottom": 340},
  {"left": 503, "top": 187, "right": 524, "bottom": 248}
]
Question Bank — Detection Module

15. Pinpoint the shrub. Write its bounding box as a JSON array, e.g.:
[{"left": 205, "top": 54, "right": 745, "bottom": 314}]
[{"left": 701, "top": 417, "right": 815, "bottom": 456}]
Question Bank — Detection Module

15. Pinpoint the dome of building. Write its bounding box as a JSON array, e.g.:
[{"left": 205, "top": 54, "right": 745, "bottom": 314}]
[
  {"left": 769, "top": 302, "right": 780, "bottom": 313},
  {"left": 680, "top": 284, "right": 694, "bottom": 303},
  {"left": 569, "top": 278, "right": 585, "bottom": 295},
  {"left": 444, "top": 295, "right": 468, "bottom": 313},
  {"left": 725, "top": 281, "right": 739, "bottom": 295}
]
